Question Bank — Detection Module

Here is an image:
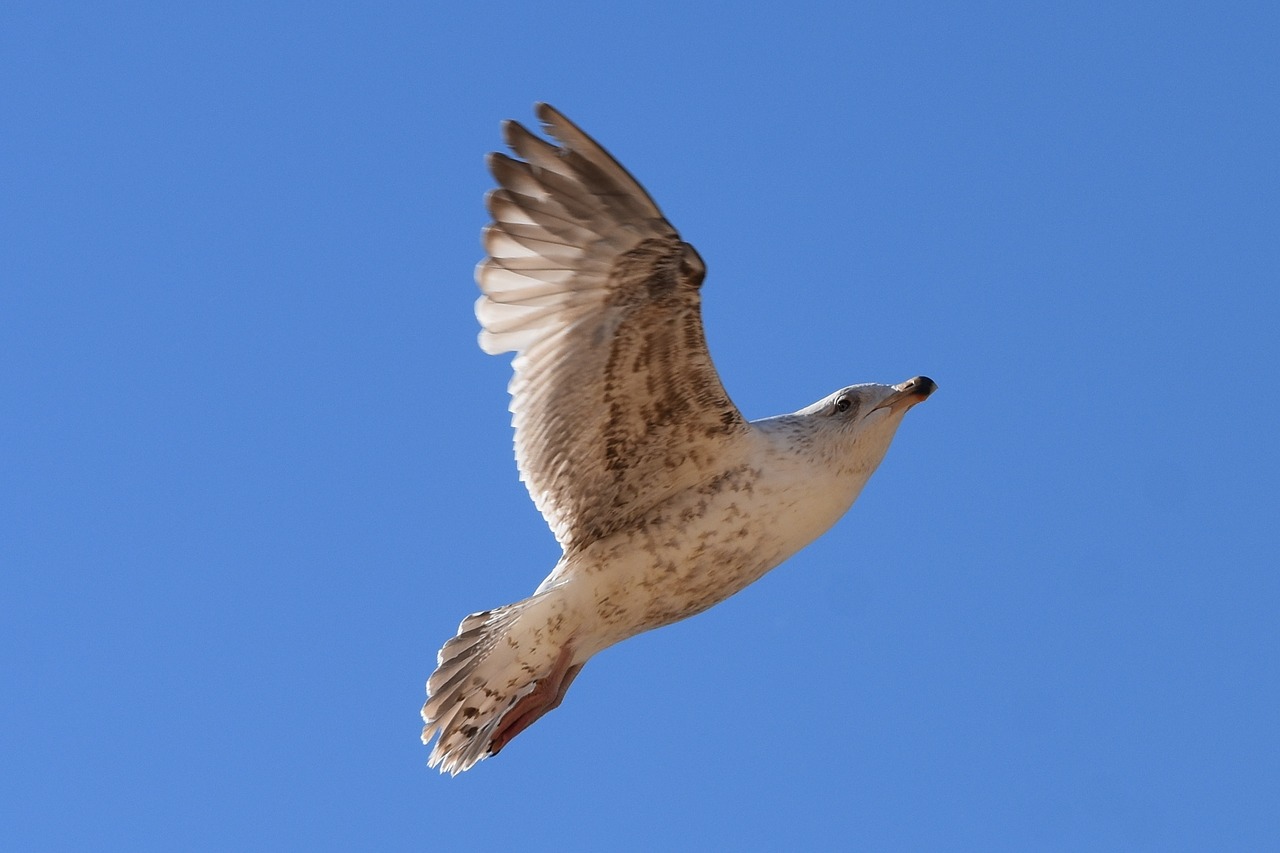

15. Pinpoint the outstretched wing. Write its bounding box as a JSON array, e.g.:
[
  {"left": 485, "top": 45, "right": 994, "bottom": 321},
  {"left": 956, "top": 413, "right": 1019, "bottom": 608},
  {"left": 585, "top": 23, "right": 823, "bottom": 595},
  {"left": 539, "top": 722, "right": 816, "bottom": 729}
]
[{"left": 476, "top": 103, "right": 749, "bottom": 550}]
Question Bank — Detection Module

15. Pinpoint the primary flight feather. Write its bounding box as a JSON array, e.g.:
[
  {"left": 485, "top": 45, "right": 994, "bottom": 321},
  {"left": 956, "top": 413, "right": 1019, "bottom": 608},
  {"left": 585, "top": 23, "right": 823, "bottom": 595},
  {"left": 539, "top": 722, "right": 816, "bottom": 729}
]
[{"left": 422, "top": 103, "right": 936, "bottom": 774}]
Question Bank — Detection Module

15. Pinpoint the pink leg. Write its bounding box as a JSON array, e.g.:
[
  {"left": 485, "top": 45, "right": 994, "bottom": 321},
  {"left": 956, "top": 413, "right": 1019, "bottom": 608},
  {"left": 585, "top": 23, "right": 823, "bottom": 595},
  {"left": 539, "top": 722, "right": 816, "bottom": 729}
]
[{"left": 489, "top": 646, "right": 584, "bottom": 756}]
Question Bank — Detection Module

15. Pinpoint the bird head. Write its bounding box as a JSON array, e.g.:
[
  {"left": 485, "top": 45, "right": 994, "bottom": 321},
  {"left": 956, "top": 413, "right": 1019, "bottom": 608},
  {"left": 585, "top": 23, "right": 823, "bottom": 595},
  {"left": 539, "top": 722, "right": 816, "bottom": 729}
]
[{"left": 780, "top": 375, "right": 937, "bottom": 475}]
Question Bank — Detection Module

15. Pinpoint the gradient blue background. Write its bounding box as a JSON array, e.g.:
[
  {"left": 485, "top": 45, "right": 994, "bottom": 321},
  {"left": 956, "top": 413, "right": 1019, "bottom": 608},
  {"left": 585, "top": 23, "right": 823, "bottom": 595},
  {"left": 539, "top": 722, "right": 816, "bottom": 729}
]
[{"left": 4, "top": 2, "right": 1277, "bottom": 849}]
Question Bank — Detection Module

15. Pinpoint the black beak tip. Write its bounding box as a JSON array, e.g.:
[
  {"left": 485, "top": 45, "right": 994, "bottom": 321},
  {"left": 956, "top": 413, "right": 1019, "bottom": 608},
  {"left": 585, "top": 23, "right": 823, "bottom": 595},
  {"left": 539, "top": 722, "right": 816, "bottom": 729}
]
[{"left": 910, "top": 376, "right": 938, "bottom": 398}]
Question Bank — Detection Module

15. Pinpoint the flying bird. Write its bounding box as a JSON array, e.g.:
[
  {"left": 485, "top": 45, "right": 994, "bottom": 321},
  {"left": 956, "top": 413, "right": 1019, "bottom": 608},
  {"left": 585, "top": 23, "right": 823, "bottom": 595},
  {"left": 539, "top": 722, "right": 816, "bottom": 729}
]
[{"left": 422, "top": 103, "right": 936, "bottom": 774}]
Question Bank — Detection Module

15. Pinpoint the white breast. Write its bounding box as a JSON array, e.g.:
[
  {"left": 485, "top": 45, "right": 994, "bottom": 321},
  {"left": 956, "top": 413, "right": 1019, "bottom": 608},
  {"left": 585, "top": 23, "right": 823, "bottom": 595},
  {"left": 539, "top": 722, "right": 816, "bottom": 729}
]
[{"left": 548, "top": 427, "right": 872, "bottom": 656}]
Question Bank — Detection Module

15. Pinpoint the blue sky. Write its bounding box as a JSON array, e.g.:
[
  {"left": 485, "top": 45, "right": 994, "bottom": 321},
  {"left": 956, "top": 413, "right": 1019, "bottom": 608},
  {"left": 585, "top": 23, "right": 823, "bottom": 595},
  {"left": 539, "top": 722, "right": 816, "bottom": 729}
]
[{"left": 4, "top": 1, "right": 1277, "bottom": 849}]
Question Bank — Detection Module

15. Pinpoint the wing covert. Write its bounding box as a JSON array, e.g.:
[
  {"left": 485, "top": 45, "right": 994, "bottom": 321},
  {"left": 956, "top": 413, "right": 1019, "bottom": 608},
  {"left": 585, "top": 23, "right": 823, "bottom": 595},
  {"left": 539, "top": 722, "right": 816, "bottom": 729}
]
[{"left": 475, "top": 103, "right": 748, "bottom": 549}]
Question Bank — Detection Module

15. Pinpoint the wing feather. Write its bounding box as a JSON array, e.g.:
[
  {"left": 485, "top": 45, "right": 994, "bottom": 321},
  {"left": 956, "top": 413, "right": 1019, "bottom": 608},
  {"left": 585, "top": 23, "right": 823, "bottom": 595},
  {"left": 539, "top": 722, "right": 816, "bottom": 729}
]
[{"left": 475, "top": 104, "right": 749, "bottom": 548}]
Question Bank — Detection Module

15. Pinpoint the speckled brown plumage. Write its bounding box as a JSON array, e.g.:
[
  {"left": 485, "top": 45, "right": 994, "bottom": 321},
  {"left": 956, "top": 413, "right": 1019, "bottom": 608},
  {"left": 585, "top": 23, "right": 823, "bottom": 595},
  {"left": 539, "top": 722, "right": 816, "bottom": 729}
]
[{"left": 422, "top": 104, "right": 936, "bottom": 775}]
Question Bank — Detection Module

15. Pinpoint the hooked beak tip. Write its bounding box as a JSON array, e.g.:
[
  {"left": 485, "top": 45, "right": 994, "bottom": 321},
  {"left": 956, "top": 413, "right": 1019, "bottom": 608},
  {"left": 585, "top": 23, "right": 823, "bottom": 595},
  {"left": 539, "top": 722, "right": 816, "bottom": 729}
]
[{"left": 877, "top": 375, "right": 937, "bottom": 414}]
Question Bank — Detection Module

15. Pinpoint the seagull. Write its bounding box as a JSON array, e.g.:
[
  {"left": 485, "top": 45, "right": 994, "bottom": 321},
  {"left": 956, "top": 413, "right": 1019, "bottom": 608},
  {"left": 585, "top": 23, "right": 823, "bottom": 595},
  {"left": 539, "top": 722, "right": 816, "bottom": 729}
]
[{"left": 422, "top": 103, "right": 936, "bottom": 774}]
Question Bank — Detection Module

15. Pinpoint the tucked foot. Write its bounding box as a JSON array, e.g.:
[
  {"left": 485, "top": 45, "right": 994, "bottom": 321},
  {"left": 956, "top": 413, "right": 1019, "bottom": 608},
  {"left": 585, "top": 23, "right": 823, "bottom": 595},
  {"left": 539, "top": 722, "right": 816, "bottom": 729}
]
[{"left": 489, "top": 646, "right": 584, "bottom": 756}]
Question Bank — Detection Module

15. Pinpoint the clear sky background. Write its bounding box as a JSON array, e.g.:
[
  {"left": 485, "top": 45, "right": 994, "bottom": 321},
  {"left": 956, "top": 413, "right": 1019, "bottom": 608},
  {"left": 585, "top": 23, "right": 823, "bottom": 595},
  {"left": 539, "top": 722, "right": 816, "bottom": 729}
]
[{"left": 4, "top": 1, "right": 1277, "bottom": 850}]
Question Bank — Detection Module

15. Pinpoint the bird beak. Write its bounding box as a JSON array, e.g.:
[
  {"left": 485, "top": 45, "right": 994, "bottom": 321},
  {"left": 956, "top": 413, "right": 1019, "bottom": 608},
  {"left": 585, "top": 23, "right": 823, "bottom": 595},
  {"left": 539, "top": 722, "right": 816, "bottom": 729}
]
[{"left": 873, "top": 376, "right": 938, "bottom": 414}]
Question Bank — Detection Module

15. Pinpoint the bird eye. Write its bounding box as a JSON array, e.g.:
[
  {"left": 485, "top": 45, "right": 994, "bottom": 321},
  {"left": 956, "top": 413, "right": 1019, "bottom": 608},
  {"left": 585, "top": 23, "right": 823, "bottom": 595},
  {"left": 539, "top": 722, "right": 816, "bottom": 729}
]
[{"left": 834, "top": 395, "right": 854, "bottom": 414}]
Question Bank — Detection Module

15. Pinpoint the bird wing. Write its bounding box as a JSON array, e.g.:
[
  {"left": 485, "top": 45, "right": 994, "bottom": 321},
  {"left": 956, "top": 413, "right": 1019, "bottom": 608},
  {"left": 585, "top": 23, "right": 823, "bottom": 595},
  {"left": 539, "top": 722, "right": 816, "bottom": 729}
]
[{"left": 475, "top": 103, "right": 750, "bottom": 550}]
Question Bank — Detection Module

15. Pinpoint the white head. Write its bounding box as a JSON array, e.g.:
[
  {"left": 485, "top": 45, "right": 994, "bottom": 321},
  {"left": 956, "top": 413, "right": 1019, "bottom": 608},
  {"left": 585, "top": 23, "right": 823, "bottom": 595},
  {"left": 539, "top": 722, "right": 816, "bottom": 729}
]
[{"left": 760, "top": 375, "right": 937, "bottom": 478}]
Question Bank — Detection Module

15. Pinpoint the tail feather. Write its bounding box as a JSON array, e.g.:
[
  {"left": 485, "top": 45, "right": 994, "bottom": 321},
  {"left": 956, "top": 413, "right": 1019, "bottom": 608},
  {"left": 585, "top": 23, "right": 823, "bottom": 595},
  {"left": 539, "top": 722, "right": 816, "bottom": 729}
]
[
  {"left": 425, "top": 614, "right": 494, "bottom": 697},
  {"left": 422, "top": 597, "right": 563, "bottom": 775}
]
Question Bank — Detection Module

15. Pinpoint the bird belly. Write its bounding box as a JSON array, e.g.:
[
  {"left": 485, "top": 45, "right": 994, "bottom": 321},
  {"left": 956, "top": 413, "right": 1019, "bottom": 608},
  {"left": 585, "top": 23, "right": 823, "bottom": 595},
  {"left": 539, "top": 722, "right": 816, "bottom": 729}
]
[{"left": 563, "top": 460, "right": 862, "bottom": 655}]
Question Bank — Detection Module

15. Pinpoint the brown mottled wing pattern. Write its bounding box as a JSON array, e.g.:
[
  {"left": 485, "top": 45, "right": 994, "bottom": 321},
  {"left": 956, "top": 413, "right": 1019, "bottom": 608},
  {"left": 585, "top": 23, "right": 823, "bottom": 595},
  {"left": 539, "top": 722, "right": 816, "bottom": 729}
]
[{"left": 475, "top": 103, "right": 749, "bottom": 550}]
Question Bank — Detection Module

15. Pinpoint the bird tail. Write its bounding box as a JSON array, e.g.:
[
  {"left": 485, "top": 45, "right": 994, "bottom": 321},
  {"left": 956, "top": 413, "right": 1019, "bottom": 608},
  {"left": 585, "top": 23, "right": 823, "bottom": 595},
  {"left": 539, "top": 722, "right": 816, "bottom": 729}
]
[{"left": 421, "top": 595, "right": 573, "bottom": 775}]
